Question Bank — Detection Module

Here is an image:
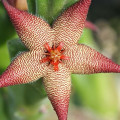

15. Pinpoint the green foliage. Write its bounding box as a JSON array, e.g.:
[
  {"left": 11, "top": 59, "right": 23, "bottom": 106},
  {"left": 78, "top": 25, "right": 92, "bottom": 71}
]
[
  {"left": 27, "top": 0, "right": 79, "bottom": 24},
  {"left": 36, "top": 0, "right": 48, "bottom": 20},
  {"left": 0, "top": 4, "right": 17, "bottom": 73},
  {"left": 27, "top": 0, "right": 36, "bottom": 14},
  {"left": 0, "top": 90, "right": 8, "bottom": 120},
  {"left": 7, "top": 39, "right": 28, "bottom": 60}
]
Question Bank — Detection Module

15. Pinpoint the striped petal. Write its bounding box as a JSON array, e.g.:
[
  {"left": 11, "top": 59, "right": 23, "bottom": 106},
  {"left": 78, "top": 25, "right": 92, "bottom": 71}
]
[
  {"left": 53, "top": 0, "right": 91, "bottom": 46},
  {"left": 43, "top": 64, "right": 71, "bottom": 120},
  {"left": 2, "top": 0, "right": 54, "bottom": 50},
  {"left": 0, "top": 51, "right": 47, "bottom": 87},
  {"left": 64, "top": 44, "right": 120, "bottom": 74}
]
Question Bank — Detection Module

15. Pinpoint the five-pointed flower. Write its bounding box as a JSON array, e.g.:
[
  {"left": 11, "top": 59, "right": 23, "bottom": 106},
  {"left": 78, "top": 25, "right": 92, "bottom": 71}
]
[{"left": 0, "top": 0, "right": 120, "bottom": 120}]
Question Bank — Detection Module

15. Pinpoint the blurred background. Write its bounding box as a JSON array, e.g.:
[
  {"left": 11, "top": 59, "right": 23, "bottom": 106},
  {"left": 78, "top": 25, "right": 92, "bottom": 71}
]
[{"left": 0, "top": 0, "right": 120, "bottom": 120}]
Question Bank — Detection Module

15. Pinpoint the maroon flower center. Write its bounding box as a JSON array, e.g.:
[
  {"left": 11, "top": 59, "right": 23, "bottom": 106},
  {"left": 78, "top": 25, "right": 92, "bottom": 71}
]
[{"left": 41, "top": 42, "right": 69, "bottom": 71}]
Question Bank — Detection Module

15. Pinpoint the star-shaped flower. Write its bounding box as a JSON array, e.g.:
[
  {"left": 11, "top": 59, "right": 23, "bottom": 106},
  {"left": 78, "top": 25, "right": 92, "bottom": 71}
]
[{"left": 0, "top": 0, "right": 120, "bottom": 120}]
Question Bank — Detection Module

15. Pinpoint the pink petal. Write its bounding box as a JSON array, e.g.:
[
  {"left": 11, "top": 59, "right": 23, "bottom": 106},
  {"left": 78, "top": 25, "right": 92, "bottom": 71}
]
[
  {"left": 7, "top": 0, "right": 14, "bottom": 6},
  {"left": 64, "top": 44, "right": 120, "bottom": 74},
  {"left": 85, "top": 21, "right": 98, "bottom": 31},
  {"left": 44, "top": 65, "right": 71, "bottom": 120},
  {"left": 0, "top": 51, "right": 47, "bottom": 87},
  {"left": 53, "top": 0, "right": 91, "bottom": 46},
  {"left": 2, "top": 0, "right": 54, "bottom": 50}
]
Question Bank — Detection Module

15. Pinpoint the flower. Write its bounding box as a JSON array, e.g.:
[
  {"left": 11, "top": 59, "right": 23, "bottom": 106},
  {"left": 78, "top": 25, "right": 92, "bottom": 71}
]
[{"left": 0, "top": 0, "right": 120, "bottom": 120}]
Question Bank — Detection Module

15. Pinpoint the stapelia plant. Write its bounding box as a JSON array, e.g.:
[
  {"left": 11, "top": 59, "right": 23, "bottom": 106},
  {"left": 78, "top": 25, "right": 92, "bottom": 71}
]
[{"left": 0, "top": 0, "right": 120, "bottom": 120}]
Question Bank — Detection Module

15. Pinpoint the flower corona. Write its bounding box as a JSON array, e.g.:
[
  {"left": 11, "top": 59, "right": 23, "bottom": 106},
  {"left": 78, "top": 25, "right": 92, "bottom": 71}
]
[{"left": 41, "top": 42, "right": 69, "bottom": 71}]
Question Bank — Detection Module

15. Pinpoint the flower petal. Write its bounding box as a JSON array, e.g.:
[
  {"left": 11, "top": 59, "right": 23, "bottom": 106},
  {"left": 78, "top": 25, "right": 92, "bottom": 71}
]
[
  {"left": 85, "top": 21, "right": 98, "bottom": 31},
  {"left": 0, "top": 51, "right": 47, "bottom": 87},
  {"left": 7, "top": 0, "right": 14, "bottom": 6},
  {"left": 2, "top": 0, "right": 54, "bottom": 50},
  {"left": 43, "top": 64, "right": 71, "bottom": 120},
  {"left": 53, "top": 0, "right": 91, "bottom": 46},
  {"left": 64, "top": 44, "right": 120, "bottom": 74}
]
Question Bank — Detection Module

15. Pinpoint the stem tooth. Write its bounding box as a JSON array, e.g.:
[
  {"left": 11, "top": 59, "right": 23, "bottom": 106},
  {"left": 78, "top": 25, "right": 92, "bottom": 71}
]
[
  {"left": 40, "top": 57, "right": 49, "bottom": 63},
  {"left": 57, "top": 42, "right": 64, "bottom": 51},
  {"left": 44, "top": 43, "right": 51, "bottom": 52}
]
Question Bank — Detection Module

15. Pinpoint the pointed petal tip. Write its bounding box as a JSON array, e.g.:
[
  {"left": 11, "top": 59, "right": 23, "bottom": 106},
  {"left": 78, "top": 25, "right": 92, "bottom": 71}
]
[
  {"left": 0, "top": 70, "right": 22, "bottom": 88},
  {"left": 108, "top": 64, "right": 120, "bottom": 73},
  {"left": 2, "top": 0, "right": 54, "bottom": 50},
  {"left": 43, "top": 66, "right": 71, "bottom": 120},
  {"left": 0, "top": 74, "right": 15, "bottom": 88},
  {"left": 93, "top": 50, "right": 120, "bottom": 73},
  {"left": 50, "top": 97, "right": 69, "bottom": 120},
  {"left": 65, "top": 44, "right": 120, "bottom": 74},
  {"left": 2, "top": 0, "right": 13, "bottom": 7},
  {"left": 0, "top": 77, "right": 4, "bottom": 88},
  {"left": 53, "top": 0, "right": 92, "bottom": 45},
  {"left": 0, "top": 52, "right": 46, "bottom": 88}
]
